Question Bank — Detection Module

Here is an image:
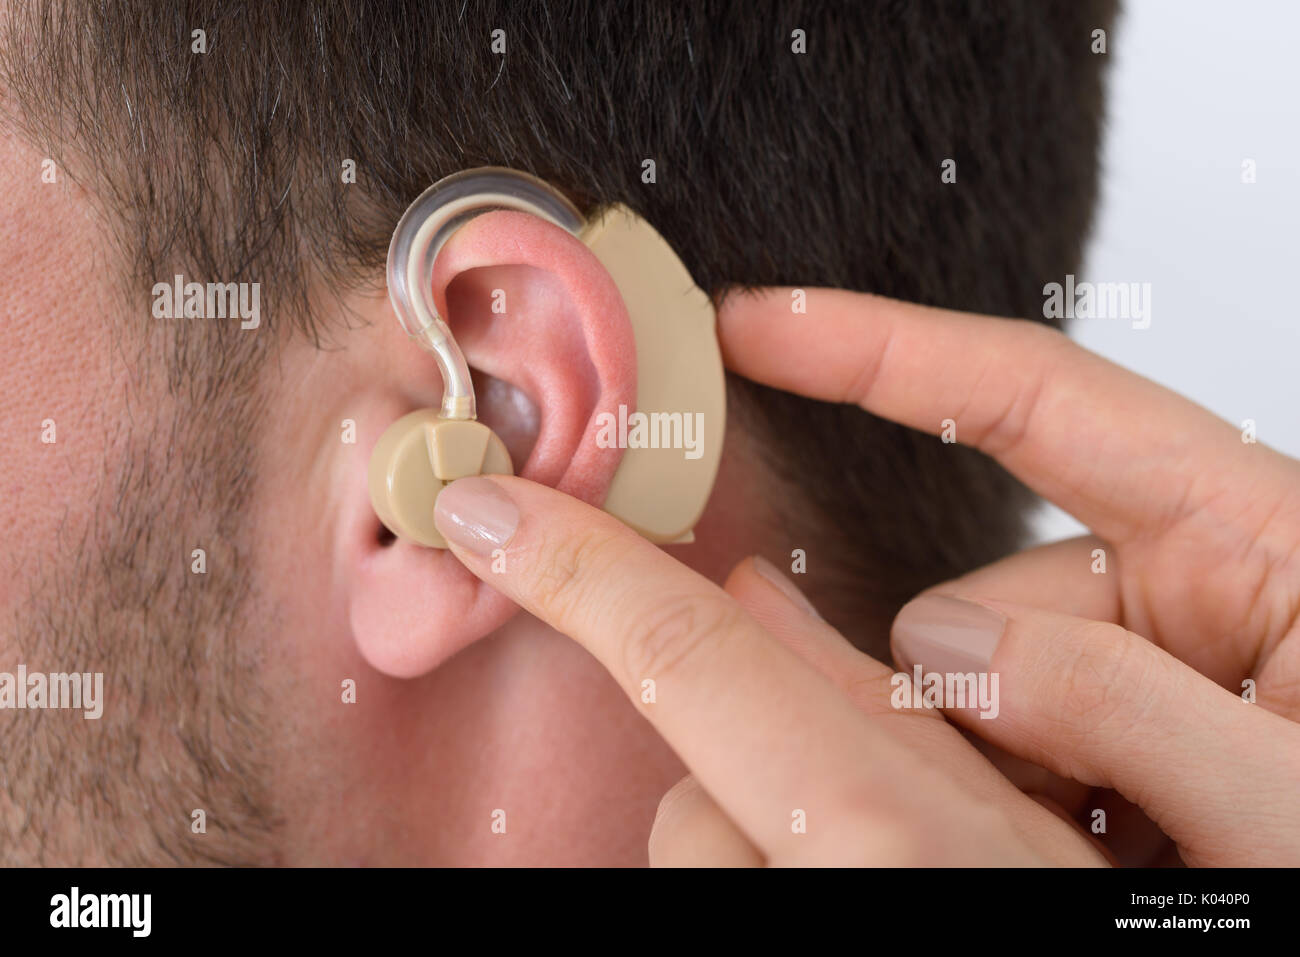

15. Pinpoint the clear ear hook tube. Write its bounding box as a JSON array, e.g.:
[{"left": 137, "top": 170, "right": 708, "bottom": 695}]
[{"left": 386, "top": 167, "right": 585, "bottom": 420}]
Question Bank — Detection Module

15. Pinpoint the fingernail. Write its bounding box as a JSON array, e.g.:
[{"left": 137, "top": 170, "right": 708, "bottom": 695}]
[
  {"left": 752, "top": 555, "right": 823, "bottom": 620},
  {"left": 891, "top": 595, "right": 1006, "bottom": 674},
  {"left": 434, "top": 476, "right": 519, "bottom": 557}
]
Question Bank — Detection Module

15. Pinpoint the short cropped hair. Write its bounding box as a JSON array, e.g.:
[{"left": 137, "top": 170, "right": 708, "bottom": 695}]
[{"left": 1, "top": 0, "right": 1116, "bottom": 638}]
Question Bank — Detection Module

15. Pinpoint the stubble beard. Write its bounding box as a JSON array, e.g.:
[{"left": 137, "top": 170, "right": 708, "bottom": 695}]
[{"left": 0, "top": 364, "right": 283, "bottom": 865}]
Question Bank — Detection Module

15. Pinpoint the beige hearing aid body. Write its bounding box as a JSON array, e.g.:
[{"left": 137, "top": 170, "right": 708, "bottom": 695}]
[{"left": 369, "top": 170, "right": 725, "bottom": 550}]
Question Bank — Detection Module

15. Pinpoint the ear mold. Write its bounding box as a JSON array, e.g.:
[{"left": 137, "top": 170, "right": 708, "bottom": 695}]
[{"left": 369, "top": 413, "right": 513, "bottom": 549}]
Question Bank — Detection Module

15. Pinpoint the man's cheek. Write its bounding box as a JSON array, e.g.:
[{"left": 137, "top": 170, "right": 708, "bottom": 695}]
[
  {"left": 0, "top": 135, "right": 132, "bottom": 602},
  {"left": 0, "top": 316, "right": 127, "bottom": 605}
]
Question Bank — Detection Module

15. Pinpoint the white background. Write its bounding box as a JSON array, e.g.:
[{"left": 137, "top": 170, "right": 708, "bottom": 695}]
[{"left": 1031, "top": 0, "right": 1299, "bottom": 542}]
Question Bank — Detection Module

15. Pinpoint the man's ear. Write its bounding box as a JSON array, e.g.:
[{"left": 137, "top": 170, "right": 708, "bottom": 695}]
[{"left": 347, "top": 210, "right": 636, "bottom": 677}]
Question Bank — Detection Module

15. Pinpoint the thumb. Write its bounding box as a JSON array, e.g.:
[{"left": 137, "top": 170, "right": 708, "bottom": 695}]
[{"left": 889, "top": 594, "right": 1300, "bottom": 865}]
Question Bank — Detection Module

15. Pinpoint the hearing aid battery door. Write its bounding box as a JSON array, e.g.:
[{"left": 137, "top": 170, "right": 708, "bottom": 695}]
[{"left": 369, "top": 411, "right": 514, "bottom": 549}]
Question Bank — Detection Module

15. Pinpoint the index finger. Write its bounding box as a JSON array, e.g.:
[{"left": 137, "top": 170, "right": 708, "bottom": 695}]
[
  {"left": 433, "top": 474, "right": 948, "bottom": 859},
  {"left": 718, "top": 287, "right": 1281, "bottom": 544}
]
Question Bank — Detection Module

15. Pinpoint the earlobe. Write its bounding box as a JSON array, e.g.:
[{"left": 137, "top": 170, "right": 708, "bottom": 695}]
[{"left": 347, "top": 210, "right": 637, "bottom": 678}]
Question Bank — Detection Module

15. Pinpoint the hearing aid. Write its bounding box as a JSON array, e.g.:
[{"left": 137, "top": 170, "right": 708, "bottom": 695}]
[{"left": 368, "top": 167, "right": 726, "bottom": 549}]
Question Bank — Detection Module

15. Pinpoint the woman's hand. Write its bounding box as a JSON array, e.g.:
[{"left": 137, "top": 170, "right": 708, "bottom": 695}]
[
  {"left": 433, "top": 473, "right": 1106, "bottom": 865},
  {"left": 718, "top": 287, "right": 1300, "bottom": 866},
  {"left": 430, "top": 287, "right": 1300, "bottom": 865}
]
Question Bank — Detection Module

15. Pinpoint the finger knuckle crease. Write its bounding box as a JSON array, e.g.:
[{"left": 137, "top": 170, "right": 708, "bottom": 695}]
[
  {"left": 623, "top": 595, "right": 739, "bottom": 684},
  {"left": 528, "top": 526, "right": 618, "bottom": 621},
  {"left": 1054, "top": 622, "right": 1143, "bottom": 735}
]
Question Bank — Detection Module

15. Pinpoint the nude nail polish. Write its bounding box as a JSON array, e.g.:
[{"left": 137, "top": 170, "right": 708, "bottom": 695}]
[
  {"left": 891, "top": 595, "right": 1006, "bottom": 674},
  {"left": 433, "top": 476, "right": 519, "bottom": 556},
  {"left": 752, "top": 555, "right": 822, "bottom": 619}
]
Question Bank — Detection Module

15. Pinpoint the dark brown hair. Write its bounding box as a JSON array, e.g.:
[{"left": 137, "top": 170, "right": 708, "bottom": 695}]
[{"left": 1, "top": 0, "right": 1116, "bottom": 639}]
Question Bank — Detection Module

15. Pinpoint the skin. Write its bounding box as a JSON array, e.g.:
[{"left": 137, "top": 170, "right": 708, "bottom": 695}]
[
  {"left": 0, "top": 131, "right": 781, "bottom": 865},
  {"left": 5, "top": 114, "right": 1293, "bottom": 864},
  {"left": 246, "top": 305, "right": 771, "bottom": 865},
  {"left": 430, "top": 288, "right": 1300, "bottom": 866}
]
